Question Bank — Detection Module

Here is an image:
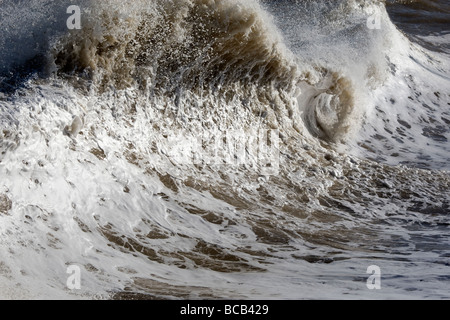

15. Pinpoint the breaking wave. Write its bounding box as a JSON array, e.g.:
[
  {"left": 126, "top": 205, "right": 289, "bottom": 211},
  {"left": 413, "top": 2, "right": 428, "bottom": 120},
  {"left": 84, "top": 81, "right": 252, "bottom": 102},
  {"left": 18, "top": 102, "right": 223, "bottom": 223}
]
[{"left": 0, "top": 0, "right": 449, "bottom": 299}]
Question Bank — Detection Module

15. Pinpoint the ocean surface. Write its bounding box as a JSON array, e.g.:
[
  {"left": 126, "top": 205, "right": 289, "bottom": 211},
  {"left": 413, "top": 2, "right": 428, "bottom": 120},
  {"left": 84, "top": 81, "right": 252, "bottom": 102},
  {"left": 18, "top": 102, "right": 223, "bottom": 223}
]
[{"left": 0, "top": 0, "right": 449, "bottom": 299}]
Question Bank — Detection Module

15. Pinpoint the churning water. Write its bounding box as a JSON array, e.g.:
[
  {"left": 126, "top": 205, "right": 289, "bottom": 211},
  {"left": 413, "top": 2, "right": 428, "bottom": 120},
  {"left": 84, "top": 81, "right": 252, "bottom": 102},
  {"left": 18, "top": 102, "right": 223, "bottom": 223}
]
[{"left": 0, "top": 0, "right": 449, "bottom": 299}]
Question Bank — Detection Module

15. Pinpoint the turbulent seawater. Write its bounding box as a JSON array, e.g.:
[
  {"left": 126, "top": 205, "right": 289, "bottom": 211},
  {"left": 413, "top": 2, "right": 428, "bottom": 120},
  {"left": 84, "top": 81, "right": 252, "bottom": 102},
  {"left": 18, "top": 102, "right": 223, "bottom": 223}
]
[{"left": 0, "top": 0, "right": 449, "bottom": 299}]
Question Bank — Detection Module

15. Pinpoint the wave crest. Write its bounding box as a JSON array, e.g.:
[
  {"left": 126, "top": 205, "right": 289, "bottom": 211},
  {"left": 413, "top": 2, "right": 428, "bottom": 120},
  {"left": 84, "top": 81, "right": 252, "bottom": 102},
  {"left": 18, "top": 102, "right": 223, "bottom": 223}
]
[{"left": 52, "top": 0, "right": 300, "bottom": 93}]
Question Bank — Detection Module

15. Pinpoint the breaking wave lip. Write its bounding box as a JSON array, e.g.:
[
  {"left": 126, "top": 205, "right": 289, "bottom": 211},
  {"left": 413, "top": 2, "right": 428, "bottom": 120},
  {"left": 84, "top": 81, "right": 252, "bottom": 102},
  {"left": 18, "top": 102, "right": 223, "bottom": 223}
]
[
  {"left": 2, "top": 0, "right": 427, "bottom": 145},
  {"left": 0, "top": 0, "right": 449, "bottom": 300},
  {"left": 0, "top": 0, "right": 369, "bottom": 143}
]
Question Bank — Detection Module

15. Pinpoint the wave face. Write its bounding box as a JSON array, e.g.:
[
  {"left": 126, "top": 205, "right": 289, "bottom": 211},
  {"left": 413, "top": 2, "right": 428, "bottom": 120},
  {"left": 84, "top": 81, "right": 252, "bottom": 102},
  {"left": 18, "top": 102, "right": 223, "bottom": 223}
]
[{"left": 0, "top": 0, "right": 449, "bottom": 299}]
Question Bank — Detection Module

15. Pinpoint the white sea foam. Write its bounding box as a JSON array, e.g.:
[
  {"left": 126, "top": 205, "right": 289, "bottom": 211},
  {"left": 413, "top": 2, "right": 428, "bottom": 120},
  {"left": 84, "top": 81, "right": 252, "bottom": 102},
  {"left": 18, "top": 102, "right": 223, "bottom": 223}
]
[{"left": 0, "top": 0, "right": 449, "bottom": 300}]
